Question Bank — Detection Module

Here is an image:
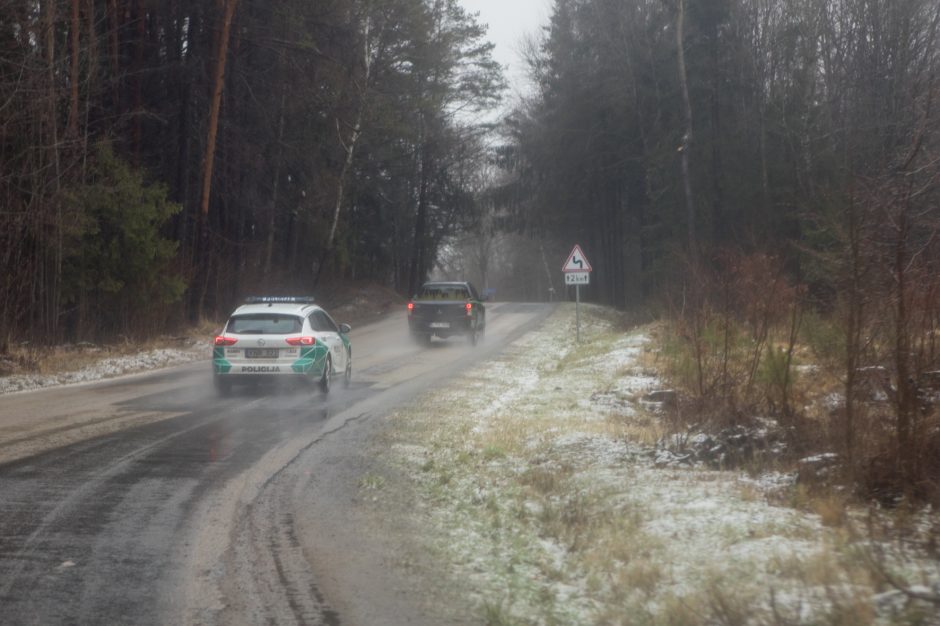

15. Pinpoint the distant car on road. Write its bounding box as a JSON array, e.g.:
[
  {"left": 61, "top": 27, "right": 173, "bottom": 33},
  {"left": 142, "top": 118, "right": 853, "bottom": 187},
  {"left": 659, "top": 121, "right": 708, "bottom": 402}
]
[
  {"left": 212, "top": 296, "right": 351, "bottom": 395},
  {"left": 407, "top": 281, "right": 486, "bottom": 346}
]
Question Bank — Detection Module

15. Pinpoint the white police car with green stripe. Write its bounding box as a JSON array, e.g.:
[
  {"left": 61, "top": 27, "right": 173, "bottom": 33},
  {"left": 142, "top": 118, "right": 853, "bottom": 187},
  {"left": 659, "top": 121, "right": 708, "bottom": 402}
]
[{"left": 212, "top": 296, "right": 351, "bottom": 395}]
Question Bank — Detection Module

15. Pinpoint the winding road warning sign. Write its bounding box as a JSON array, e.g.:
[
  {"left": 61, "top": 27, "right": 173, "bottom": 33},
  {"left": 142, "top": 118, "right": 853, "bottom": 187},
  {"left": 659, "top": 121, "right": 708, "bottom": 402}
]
[
  {"left": 562, "top": 244, "right": 592, "bottom": 343},
  {"left": 562, "top": 245, "right": 592, "bottom": 273}
]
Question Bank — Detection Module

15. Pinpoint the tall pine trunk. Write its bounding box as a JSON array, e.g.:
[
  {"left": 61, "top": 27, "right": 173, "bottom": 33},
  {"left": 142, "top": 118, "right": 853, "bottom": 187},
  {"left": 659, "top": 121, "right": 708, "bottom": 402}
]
[
  {"left": 67, "top": 0, "right": 81, "bottom": 140},
  {"left": 43, "top": 0, "right": 62, "bottom": 337},
  {"left": 107, "top": 0, "right": 120, "bottom": 111},
  {"left": 196, "top": 0, "right": 238, "bottom": 317},
  {"left": 676, "top": 0, "right": 696, "bottom": 262}
]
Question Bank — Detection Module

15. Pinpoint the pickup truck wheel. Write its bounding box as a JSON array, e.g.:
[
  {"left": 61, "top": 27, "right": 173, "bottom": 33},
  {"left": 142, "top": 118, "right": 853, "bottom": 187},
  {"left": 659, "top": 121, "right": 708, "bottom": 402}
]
[
  {"left": 468, "top": 328, "right": 478, "bottom": 346},
  {"left": 320, "top": 356, "right": 332, "bottom": 394}
]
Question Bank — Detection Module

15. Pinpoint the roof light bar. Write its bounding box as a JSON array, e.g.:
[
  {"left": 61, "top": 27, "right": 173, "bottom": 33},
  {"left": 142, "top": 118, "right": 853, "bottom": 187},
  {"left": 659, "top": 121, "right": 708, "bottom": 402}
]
[{"left": 244, "top": 296, "right": 315, "bottom": 304}]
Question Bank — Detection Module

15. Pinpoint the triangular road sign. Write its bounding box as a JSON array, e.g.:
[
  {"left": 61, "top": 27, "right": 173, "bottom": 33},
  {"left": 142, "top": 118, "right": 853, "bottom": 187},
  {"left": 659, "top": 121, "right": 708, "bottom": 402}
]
[{"left": 562, "top": 245, "right": 592, "bottom": 272}]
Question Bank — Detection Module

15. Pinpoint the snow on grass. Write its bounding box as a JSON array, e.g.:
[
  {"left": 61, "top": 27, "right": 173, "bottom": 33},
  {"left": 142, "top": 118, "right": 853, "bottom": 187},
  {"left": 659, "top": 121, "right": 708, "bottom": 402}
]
[
  {"left": 383, "top": 303, "right": 940, "bottom": 625},
  {"left": 0, "top": 345, "right": 209, "bottom": 395}
]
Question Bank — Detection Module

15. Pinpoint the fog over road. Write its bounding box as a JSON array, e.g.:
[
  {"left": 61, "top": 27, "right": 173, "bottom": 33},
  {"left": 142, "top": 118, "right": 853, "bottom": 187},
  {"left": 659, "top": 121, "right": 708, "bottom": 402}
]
[{"left": 0, "top": 302, "right": 554, "bottom": 626}]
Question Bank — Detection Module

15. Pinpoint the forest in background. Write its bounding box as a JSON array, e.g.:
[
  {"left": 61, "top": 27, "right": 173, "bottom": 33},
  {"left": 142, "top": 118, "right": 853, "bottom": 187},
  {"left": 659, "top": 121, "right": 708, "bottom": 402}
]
[
  {"left": 495, "top": 0, "right": 940, "bottom": 501},
  {"left": 0, "top": 0, "right": 502, "bottom": 344},
  {"left": 500, "top": 0, "right": 938, "bottom": 307}
]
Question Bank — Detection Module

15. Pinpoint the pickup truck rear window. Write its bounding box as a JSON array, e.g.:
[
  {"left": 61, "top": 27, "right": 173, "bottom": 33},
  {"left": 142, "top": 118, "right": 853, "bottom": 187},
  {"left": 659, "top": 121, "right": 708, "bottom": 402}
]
[
  {"left": 227, "top": 314, "right": 302, "bottom": 334},
  {"left": 418, "top": 285, "right": 470, "bottom": 300}
]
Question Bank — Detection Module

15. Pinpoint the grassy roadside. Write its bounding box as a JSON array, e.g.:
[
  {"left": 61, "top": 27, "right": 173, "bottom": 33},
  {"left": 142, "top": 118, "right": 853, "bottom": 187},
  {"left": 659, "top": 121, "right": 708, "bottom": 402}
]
[
  {"left": 0, "top": 325, "right": 215, "bottom": 394},
  {"left": 375, "top": 304, "right": 940, "bottom": 625}
]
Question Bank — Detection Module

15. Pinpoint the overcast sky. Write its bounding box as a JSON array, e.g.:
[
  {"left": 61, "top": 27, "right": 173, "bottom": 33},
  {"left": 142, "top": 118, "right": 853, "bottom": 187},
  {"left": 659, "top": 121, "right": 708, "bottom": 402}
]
[{"left": 459, "top": 0, "right": 552, "bottom": 96}]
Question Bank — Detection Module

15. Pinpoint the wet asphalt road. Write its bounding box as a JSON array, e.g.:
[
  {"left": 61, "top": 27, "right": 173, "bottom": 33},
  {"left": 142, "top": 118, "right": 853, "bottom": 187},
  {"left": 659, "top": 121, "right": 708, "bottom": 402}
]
[{"left": 0, "top": 303, "right": 553, "bottom": 625}]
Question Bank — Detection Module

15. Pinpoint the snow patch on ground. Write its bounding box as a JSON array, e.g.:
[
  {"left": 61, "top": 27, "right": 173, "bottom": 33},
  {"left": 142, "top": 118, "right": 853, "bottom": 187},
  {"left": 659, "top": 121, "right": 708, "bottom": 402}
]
[
  {"left": 0, "top": 346, "right": 209, "bottom": 395},
  {"left": 385, "top": 304, "right": 940, "bottom": 624}
]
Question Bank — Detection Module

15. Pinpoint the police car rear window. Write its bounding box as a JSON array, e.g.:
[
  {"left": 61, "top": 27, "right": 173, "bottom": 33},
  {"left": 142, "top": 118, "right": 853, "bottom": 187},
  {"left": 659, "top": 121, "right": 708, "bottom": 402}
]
[{"left": 227, "top": 314, "right": 302, "bottom": 334}]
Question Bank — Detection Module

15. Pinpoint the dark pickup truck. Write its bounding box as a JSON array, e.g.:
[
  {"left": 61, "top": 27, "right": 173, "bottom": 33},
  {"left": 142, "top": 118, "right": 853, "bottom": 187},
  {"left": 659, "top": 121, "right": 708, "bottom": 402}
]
[{"left": 407, "top": 281, "right": 486, "bottom": 346}]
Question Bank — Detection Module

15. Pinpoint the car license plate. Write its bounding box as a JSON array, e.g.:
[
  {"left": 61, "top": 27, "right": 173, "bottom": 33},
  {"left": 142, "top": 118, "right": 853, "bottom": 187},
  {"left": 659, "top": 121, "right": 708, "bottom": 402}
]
[
  {"left": 246, "top": 348, "right": 279, "bottom": 358},
  {"left": 430, "top": 322, "right": 450, "bottom": 329}
]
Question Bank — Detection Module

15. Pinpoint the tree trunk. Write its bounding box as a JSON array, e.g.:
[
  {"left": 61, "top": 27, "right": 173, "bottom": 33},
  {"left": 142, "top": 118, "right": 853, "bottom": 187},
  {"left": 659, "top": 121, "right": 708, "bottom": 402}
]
[
  {"left": 196, "top": 0, "right": 238, "bottom": 317},
  {"left": 133, "top": 0, "right": 146, "bottom": 164},
  {"left": 264, "top": 90, "right": 287, "bottom": 276},
  {"left": 676, "top": 0, "right": 696, "bottom": 262},
  {"left": 894, "top": 205, "right": 914, "bottom": 487},
  {"left": 172, "top": 0, "right": 194, "bottom": 263},
  {"left": 199, "top": 0, "right": 238, "bottom": 222},
  {"left": 843, "top": 193, "right": 864, "bottom": 470},
  {"left": 314, "top": 17, "right": 373, "bottom": 289},
  {"left": 408, "top": 145, "right": 431, "bottom": 296},
  {"left": 43, "top": 0, "right": 62, "bottom": 337},
  {"left": 67, "top": 0, "right": 81, "bottom": 140},
  {"left": 82, "top": 0, "right": 98, "bottom": 180},
  {"left": 107, "top": 0, "right": 120, "bottom": 110},
  {"left": 44, "top": 0, "right": 60, "bottom": 187}
]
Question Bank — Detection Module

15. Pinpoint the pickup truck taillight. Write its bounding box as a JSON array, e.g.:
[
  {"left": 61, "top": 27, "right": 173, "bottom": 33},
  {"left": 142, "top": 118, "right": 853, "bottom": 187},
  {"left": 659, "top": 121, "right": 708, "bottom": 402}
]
[
  {"left": 465, "top": 302, "right": 473, "bottom": 315},
  {"left": 407, "top": 302, "right": 415, "bottom": 314}
]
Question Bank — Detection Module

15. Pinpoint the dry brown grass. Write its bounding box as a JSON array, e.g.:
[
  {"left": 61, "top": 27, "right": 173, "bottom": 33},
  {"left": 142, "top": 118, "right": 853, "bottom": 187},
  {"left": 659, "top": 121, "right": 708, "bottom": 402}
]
[
  {"left": 618, "top": 557, "right": 664, "bottom": 598},
  {"left": 378, "top": 308, "right": 940, "bottom": 625},
  {"left": 519, "top": 463, "right": 573, "bottom": 495},
  {"left": 811, "top": 493, "right": 851, "bottom": 528},
  {"left": 786, "top": 483, "right": 857, "bottom": 533},
  {"left": 1, "top": 327, "right": 215, "bottom": 377},
  {"left": 606, "top": 410, "right": 664, "bottom": 446}
]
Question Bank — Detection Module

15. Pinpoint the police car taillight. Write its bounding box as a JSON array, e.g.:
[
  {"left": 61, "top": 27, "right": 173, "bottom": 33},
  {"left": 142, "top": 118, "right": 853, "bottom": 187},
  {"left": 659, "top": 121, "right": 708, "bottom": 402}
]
[
  {"left": 214, "top": 336, "right": 238, "bottom": 346},
  {"left": 286, "top": 336, "right": 316, "bottom": 346}
]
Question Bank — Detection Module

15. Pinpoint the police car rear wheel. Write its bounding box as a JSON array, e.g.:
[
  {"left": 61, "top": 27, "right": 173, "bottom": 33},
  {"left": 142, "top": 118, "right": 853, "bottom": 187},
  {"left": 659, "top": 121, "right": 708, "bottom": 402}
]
[
  {"left": 214, "top": 376, "right": 232, "bottom": 396},
  {"left": 320, "top": 356, "right": 332, "bottom": 394},
  {"left": 344, "top": 352, "right": 352, "bottom": 388}
]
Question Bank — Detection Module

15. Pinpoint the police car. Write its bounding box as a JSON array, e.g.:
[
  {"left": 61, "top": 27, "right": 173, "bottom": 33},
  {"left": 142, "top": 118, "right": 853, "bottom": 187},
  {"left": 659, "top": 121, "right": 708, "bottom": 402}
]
[{"left": 212, "top": 296, "right": 351, "bottom": 395}]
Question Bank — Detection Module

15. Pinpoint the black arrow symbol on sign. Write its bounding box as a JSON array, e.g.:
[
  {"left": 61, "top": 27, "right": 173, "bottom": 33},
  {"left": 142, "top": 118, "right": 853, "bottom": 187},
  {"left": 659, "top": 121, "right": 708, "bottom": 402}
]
[{"left": 573, "top": 256, "right": 583, "bottom": 269}]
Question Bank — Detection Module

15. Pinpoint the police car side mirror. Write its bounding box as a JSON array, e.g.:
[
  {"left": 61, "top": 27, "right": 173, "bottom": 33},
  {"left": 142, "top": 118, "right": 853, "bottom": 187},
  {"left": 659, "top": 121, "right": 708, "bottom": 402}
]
[{"left": 339, "top": 323, "right": 352, "bottom": 335}]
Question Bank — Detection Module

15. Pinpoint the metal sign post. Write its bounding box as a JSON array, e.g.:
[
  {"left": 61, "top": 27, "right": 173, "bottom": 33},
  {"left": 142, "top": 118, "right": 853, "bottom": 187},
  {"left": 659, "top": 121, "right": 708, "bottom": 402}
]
[
  {"left": 562, "top": 245, "right": 593, "bottom": 343},
  {"left": 576, "top": 284, "right": 581, "bottom": 342}
]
